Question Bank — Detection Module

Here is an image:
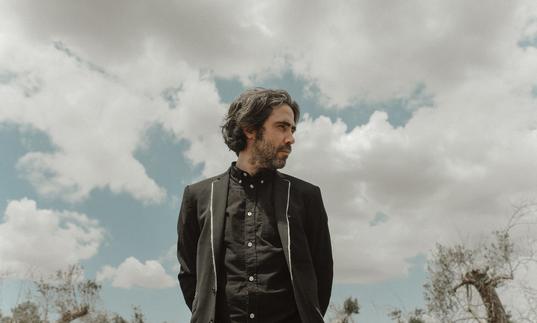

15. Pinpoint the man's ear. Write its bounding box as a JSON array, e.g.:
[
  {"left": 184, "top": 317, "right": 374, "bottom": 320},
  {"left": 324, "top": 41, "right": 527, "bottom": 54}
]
[{"left": 243, "top": 127, "right": 256, "bottom": 141}]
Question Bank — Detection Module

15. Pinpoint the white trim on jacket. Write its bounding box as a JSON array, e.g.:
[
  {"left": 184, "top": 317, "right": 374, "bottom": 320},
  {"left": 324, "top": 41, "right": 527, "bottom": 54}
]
[
  {"left": 283, "top": 179, "right": 293, "bottom": 283},
  {"left": 210, "top": 180, "right": 217, "bottom": 293}
]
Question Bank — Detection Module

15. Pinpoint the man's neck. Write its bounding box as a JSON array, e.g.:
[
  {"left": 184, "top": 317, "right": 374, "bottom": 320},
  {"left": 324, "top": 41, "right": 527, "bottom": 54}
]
[{"left": 236, "top": 152, "right": 260, "bottom": 176}]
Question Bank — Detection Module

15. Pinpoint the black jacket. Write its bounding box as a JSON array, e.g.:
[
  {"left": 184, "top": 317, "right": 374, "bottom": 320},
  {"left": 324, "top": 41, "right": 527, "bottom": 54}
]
[{"left": 177, "top": 169, "right": 333, "bottom": 323}]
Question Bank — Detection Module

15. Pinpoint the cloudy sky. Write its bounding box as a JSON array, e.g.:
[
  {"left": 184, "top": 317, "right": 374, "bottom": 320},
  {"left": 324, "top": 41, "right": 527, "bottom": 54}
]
[{"left": 2, "top": 0, "right": 537, "bottom": 322}]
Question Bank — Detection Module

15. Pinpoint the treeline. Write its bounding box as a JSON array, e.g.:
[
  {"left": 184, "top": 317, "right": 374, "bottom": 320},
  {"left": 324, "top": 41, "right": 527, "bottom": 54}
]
[
  {"left": 3, "top": 205, "right": 536, "bottom": 323},
  {"left": 0, "top": 265, "right": 150, "bottom": 323}
]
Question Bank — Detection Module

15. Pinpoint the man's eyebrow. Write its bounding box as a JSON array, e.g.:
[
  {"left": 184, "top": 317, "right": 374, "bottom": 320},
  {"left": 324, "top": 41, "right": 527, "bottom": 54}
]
[{"left": 276, "top": 121, "right": 297, "bottom": 131}]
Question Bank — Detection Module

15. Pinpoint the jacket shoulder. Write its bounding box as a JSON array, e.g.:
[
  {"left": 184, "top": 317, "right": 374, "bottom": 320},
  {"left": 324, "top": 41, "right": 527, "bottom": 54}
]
[
  {"left": 184, "top": 170, "right": 228, "bottom": 194},
  {"left": 277, "top": 171, "right": 319, "bottom": 194}
]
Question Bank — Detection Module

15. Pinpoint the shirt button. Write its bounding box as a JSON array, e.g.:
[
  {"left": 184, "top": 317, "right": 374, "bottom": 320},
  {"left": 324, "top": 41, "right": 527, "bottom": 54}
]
[
  {"left": 260, "top": 180, "right": 264, "bottom": 184},
  {"left": 247, "top": 211, "right": 252, "bottom": 216},
  {"left": 250, "top": 313, "right": 255, "bottom": 319},
  {"left": 243, "top": 172, "right": 247, "bottom": 176},
  {"left": 248, "top": 276, "right": 254, "bottom": 282},
  {"left": 250, "top": 184, "right": 254, "bottom": 189},
  {"left": 247, "top": 241, "right": 253, "bottom": 247},
  {"left": 239, "top": 180, "right": 242, "bottom": 183}
]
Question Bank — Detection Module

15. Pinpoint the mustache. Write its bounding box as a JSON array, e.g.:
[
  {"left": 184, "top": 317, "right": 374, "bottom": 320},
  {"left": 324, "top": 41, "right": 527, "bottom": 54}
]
[{"left": 278, "top": 145, "right": 292, "bottom": 153}]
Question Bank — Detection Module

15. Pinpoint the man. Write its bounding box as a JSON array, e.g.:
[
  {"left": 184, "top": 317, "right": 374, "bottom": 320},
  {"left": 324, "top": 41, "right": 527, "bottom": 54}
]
[{"left": 177, "top": 88, "right": 333, "bottom": 323}]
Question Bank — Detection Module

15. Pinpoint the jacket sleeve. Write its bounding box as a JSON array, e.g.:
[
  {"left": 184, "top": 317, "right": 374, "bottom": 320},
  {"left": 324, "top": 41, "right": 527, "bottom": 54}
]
[
  {"left": 309, "top": 186, "right": 334, "bottom": 316},
  {"left": 177, "top": 185, "right": 200, "bottom": 311}
]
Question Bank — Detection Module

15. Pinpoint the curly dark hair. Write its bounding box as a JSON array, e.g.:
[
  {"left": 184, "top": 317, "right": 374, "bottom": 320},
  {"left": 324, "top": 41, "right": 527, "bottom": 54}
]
[{"left": 221, "top": 88, "right": 300, "bottom": 155}]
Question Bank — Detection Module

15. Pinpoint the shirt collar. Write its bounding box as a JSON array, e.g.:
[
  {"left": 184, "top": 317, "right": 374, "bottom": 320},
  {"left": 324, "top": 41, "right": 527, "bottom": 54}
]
[{"left": 229, "top": 161, "right": 275, "bottom": 186}]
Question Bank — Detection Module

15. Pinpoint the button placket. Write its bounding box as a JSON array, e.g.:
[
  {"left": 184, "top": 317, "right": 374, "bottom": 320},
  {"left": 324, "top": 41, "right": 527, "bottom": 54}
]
[{"left": 244, "top": 195, "right": 258, "bottom": 321}]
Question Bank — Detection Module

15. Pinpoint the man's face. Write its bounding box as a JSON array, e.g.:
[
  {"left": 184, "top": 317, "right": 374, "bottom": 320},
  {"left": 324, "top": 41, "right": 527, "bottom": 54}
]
[{"left": 250, "top": 104, "right": 296, "bottom": 170}]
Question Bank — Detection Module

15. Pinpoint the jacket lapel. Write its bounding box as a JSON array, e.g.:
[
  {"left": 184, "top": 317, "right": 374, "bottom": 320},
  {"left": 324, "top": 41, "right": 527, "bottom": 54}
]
[
  {"left": 210, "top": 171, "right": 229, "bottom": 275},
  {"left": 274, "top": 172, "right": 293, "bottom": 281}
]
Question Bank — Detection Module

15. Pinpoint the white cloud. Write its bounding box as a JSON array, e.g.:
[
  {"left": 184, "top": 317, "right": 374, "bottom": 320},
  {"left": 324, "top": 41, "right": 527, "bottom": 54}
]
[
  {"left": 97, "top": 257, "right": 176, "bottom": 289},
  {"left": 158, "top": 77, "right": 235, "bottom": 177},
  {"left": 4, "top": 0, "right": 536, "bottom": 106},
  {"left": 0, "top": 28, "right": 231, "bottom": 203},
  {"left": 2, "top": 0, "right": 286, "bottom": 84},
  {"left": 0, "top": 36, "right": 166, "bottom": 203},
  {"left": 0, "top": 198, "right": 104, "bottom": 278},
  {"left": 282, "top": 0, "right": 534, "bottom": 105}
]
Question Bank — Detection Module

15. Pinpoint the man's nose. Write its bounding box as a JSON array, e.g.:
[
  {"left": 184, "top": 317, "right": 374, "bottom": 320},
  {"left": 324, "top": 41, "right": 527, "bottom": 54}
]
[{"left": 285, "top": 132, "right": 295, "bottom": 145}]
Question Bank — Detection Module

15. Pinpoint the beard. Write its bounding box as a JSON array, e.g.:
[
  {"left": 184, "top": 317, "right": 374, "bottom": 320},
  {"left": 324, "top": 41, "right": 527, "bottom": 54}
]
[{"left": 249, "top": 136, "right": 292, "bottom": 170}]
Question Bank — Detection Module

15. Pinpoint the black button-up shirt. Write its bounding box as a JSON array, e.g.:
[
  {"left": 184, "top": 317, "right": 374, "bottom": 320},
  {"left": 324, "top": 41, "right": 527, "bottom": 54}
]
[{"left": 215, "top": 163, "right": 300, "bottom": 323}]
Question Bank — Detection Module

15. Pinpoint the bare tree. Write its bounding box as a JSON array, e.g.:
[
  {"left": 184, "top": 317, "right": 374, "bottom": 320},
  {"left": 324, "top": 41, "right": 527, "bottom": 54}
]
[
  {"left": 388, "top": 308, "right": 426, "bottom": 323},
  {"left": 1, "top": 301, "right": 46, "bottom": 323},
  {"left": 35, "top": 265, "right": 101, "bottom": 323},
  {"left": 81, "top": 306, "right": 143, "bottom": 323},
  {"left": 130, "top": 306, "right": 145, "bottom": 323},
  {"left": 424, "top": 204, "right": 537, "bottom": 323},
  {"left": 0, "top": 264, "right": 149, "bottom": 323},
  {"left": 80, "top": 311, "right": 129, "bottom": 323},
  {"left": 329, "top": 297, "right": 360, "bottom": 323},
  {"left": 111, "top": 314, "right": 129, "bottom": 323}
]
